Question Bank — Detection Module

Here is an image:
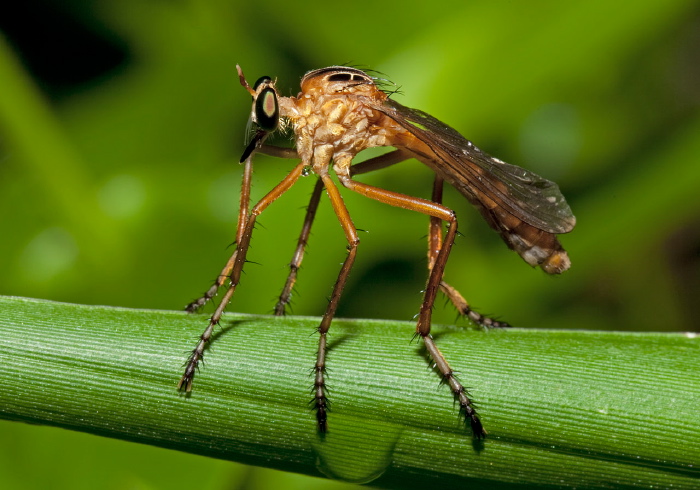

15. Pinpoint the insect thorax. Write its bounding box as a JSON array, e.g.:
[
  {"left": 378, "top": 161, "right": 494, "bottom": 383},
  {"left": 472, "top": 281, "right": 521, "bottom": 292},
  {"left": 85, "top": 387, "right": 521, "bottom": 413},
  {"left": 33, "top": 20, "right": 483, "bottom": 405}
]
[{"left": 281, "top": 92, "right": 392, "bottom": 172}]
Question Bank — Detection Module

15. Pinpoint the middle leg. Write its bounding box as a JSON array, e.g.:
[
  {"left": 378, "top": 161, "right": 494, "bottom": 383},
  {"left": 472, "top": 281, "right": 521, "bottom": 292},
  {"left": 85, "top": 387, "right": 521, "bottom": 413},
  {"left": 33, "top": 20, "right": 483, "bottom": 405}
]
[
  {"left": 312, "top": 173, "right": 360, "bottom": 433},
  {"left": 275, "top": 149, "right": 411, "bottom": 316},
  {"left": 275, "top": 178, "right": 325, "bottom": 316}
]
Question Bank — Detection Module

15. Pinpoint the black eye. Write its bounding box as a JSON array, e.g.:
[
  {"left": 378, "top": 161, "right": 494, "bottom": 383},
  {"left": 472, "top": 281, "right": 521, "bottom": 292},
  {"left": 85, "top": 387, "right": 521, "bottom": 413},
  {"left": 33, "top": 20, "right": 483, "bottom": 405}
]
[
  {"left": 253, "top": 76, "right": 272, "bottom": 90},
  {"left": 254, "top": 86, "right": 279, "bottom": 132},
  {"left": 327, "top": 73, "right": 353, "bottom": 82}
]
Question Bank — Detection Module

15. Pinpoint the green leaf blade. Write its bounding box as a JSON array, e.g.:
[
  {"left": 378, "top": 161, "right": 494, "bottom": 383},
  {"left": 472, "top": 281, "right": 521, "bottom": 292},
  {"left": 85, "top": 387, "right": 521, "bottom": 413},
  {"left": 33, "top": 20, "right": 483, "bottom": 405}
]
[{"left": 0, "top": 296, "right": 697, "bottom": 488}]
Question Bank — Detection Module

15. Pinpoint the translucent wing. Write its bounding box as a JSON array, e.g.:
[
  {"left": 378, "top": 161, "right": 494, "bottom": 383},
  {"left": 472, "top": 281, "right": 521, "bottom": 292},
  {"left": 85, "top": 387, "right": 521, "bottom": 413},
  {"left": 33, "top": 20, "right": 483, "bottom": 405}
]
[{"left": 375, "top": 98, "right": 576, "bottom": 234}]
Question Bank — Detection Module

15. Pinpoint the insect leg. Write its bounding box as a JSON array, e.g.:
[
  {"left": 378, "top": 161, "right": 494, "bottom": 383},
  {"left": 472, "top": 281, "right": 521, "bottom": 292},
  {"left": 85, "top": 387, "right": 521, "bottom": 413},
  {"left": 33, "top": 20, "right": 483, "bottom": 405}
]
[
  {"left": 259, "top": 145, "right": 299, "bottom": 159},
  {"left": 186, "top": 145, "right": 303, "bottom": 313},
  {"left": 239, "top": 144, "right": 322, "bottom": 316},
  {"left": 429, "top": 176, "right": 510, "bottom": 329},
  {"left": 336, "top": 175, "right": 486, "bottom": 438},
  {"left": 275, "top": 150, "right": 410, "bottom": 314},
  {"left": 427, "top": 175, "right": 445, "bottom": 270},
  {"left": 185, "top": 151, "right": 256, "bottom": 313},
  {"left": 178, "top": 162, "right": 306, "bottom": 392},
  {"left": 349, "top": 149, "right": 411, "bottom": 177},
  {"left": 274, "top": 179, "right": 324, "bottom": 315},
  {"left": 312, "top": 173, "right": 360, "bottom": 433}
]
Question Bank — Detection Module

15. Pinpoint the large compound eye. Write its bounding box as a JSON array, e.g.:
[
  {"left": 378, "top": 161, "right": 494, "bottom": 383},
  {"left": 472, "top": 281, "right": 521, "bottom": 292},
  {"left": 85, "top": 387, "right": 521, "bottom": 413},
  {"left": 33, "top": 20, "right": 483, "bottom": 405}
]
[{"left": 254, "top": 85, "right": 279, "bottom": 132}]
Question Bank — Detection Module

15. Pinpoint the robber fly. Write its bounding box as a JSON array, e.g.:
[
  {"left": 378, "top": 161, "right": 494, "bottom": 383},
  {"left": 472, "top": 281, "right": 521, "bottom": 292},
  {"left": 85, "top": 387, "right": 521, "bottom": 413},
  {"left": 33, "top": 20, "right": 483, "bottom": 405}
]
[{"left": 178, "top": 65, "right": 576, "bottom": 439}]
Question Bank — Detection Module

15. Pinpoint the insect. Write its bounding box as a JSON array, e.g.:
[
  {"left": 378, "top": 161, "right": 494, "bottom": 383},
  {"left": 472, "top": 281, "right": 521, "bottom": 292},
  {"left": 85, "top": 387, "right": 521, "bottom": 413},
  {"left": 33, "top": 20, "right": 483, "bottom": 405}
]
[{"left": 178, "top": 65, "right": 576, "bottom": 439}]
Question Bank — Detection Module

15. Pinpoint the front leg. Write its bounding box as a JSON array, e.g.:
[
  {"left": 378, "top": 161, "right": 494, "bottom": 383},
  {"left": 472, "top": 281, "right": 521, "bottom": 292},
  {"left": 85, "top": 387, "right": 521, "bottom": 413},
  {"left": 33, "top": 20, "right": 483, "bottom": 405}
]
[
  {"left": 185, "top": 154, "right": 255, "bottom": 313},
  {"left": 179, "top": 162, "right": 306, "bottom": 391},
  {"left": 186, "top": 145, "right": 301, "bottom": 314}
]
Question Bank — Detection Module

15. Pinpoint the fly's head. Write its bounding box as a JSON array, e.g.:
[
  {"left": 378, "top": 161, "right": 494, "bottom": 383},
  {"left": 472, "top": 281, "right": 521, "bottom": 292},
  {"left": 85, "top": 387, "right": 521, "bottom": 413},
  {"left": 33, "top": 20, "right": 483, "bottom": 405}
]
[
  {"left": 237, "top": 65, "right": 283, "bottom": 162},
  {"left": 251, "top": 76, "right": 279, "bottom": 132},
  {"left": 237, "top": 65, "right": 285, "bottom": 131}
]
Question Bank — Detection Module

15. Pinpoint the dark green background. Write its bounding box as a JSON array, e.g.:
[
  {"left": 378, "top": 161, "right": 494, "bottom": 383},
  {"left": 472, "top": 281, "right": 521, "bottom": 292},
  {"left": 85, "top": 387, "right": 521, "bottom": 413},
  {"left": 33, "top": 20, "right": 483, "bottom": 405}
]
[{"left": 1, "top": 0, "right": 698, "bottom": 488}]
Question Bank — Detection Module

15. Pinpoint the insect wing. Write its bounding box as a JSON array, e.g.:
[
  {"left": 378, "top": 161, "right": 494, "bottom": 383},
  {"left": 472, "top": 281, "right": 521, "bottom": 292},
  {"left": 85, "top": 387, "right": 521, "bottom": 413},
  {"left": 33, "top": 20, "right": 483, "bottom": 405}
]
[{"left": 377, "top": 99, "right": 576, "bottom": 234}]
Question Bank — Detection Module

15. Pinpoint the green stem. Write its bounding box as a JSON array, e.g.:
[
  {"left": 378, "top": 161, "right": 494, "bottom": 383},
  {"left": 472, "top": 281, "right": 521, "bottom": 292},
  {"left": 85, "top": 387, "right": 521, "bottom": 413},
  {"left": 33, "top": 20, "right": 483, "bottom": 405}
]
[{"left": 0, "top": 296, "right": 697, "bottom": 488}]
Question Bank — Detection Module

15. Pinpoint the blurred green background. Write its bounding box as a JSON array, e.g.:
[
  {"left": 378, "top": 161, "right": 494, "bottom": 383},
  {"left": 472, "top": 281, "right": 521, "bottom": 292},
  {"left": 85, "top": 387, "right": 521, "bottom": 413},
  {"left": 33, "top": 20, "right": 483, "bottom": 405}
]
[{"left": 1, "top": 0, "right": 699, "bottom": 488}]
